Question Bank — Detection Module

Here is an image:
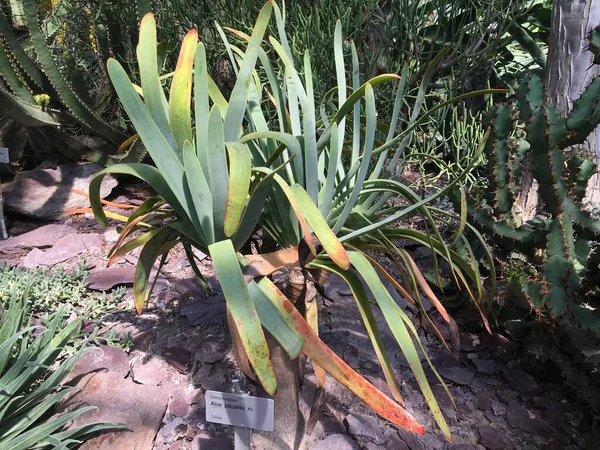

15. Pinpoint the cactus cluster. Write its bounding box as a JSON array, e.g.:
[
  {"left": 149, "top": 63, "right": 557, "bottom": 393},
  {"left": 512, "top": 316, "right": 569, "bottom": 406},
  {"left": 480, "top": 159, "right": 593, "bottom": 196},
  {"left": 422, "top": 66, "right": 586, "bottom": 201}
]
[
  {"left": 470, "top": 73, "right": 600, "bottom": 331},
  {"left": 0, "top": 0, "right": 149, "bottom": 165}
]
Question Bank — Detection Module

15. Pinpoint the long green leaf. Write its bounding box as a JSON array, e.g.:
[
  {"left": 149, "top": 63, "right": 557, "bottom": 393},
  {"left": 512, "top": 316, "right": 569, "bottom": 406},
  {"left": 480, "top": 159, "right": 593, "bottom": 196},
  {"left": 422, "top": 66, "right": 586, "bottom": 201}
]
[{"left": 209, "top": 240, "right": 277, "bottom": 395}]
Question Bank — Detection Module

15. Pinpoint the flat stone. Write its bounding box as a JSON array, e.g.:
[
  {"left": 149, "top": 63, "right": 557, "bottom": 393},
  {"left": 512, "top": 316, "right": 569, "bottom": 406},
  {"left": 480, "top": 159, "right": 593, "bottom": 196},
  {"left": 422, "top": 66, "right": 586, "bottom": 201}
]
[
  {"left": 191, "top": 436, "right": 232, "bottom": 450},
  {"left": 345, "top": 413, "right": 384, "bottom": 444},
  {"left": 397, "top": 428, "right": 425, "bottom": 450},
  {"left": 21, "top": 233, "right": 102, "bottom": 268},
  {"left": 476, "top": 394, "right": 492, "bottom": 411},
  {"left": 491, "top": 400, "right": 506, "bottom": 416},
  {"left": 60, "top": 373, "right": 168, "bottom": 450},
  {"left": 65, "top": 345, "right": 129, "bottom": 383},
  {"left": 506, "top": 400, "right": 551, "bottom": 434},
  {"left": 181, "top": 295, "right": 226, "bottom": 326},
  {"left": 162, "top": 346, "right": 191, "bottom": 373},
  {"left": 160, "top": 418, "right": 188, "bottom": 441},
  {"left": 477, "top": 426, "right": 506, "bottom": 449},
  {"left": 199, "top": 337, "right": 226, "bottom": 364},
  {"left": 310, "top": 434, "right": 358, "bottom": 450},
  {"left": 439, "top": 366, "right": 474, "bottom": 386},
  {"left": 503, "top": 368, "right": 541, "bottom": 395},
  {"left": 130, "top": 355, "right": 169, "bottom": 386},
  {"left": 0, "top": 224, "right": 73, "bottom": 252},
  {"left": 3, "top": 162, "right": 118, "bottom": 220},
  {"left": 87, "top": 266, "right": 136, "bottom": 291},
  {"left": 472, "top": 359, "right": 495, "bottom": 375},
  {"left": 496, "top": 389, "right": 519, "bottom": 403},
  {"left": 198, "top": 373, "right": 227, "bottom": 391},
  {"left": 383, "top": 433, "right": 409, "bottom": 450},
  {"left": 362, "top": 444, "right": 381, "bottom": 450},
  {"left": 169, "top": 391, "right": 192, "bottom": 417},
  {"left": 103, "top": 229, "right": 120, "bottom": 242}
]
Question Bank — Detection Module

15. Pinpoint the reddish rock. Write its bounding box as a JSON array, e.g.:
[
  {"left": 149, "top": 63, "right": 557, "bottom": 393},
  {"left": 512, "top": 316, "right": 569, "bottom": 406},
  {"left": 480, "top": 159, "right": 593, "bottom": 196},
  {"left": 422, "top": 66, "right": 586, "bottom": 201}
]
[
  {"left": 60, "top": 373, "right": 168, "bottom": 450},
  {"left": 87, "top": 266, "right": 136, "bottom": 291}
]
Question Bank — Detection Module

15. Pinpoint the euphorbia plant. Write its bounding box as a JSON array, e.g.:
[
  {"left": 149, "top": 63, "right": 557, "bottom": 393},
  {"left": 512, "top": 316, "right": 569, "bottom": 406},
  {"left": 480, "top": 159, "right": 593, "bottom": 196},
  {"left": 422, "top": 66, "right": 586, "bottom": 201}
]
[{"left": 91, "top": 2, "right": 498, "bottom": 447}]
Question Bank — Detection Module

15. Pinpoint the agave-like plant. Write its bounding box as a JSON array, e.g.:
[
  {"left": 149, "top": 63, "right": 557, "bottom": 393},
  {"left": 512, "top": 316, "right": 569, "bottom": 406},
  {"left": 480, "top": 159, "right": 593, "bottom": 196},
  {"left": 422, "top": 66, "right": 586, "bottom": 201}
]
[
  {"left": 0, "top": 281, "right": 123, "bottom": 449},
  {"left": 90, "top": 2, "right": 500, "bottom": 446},
  {"left": 218, "top": 3, "right": 499, "bottom": 444}
]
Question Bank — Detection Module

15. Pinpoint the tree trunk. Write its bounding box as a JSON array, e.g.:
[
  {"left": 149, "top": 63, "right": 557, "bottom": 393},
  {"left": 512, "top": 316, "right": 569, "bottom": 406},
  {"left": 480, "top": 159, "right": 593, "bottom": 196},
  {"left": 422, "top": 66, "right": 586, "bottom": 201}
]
[{"left": 518, "top": 0, "right": 600, "bottom": 215}]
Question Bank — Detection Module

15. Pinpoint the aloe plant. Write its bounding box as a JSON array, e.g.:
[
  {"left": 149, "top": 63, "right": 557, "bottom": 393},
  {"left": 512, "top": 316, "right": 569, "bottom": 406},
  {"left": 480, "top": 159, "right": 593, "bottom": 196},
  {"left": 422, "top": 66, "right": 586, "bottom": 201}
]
[
  {"left": 90, "top": 3, "right": 501, "bottom": 446},
  {"left": 0, "top": 281, "right": 124, "bottom": 449}
]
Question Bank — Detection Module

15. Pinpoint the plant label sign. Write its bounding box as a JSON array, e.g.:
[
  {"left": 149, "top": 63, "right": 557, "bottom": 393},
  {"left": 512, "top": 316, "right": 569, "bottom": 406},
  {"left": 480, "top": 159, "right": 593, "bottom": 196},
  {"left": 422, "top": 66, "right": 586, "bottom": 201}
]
[
  {"left": 0, "top": 148, "right": 8, "bottom": 164},
  {"left": 205, "top": 390, "right": 274, "bottom": 431}
]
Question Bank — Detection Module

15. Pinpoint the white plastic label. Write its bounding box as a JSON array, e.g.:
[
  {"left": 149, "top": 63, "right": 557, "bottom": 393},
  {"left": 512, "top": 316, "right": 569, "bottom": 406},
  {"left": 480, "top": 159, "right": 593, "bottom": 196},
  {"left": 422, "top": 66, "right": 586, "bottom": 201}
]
[
  {"left": 205, "top": 390, "right": 274, "bottom": 431},
  {"left": 0, "top": 148, "right": 8, "bottom": 164}
]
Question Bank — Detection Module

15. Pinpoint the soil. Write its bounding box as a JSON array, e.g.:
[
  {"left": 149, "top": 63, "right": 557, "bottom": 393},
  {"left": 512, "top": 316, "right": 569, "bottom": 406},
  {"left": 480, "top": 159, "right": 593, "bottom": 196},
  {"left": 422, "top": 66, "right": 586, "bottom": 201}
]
[{"left": 0, "top": 181, "right": 598, "bottom": 450}]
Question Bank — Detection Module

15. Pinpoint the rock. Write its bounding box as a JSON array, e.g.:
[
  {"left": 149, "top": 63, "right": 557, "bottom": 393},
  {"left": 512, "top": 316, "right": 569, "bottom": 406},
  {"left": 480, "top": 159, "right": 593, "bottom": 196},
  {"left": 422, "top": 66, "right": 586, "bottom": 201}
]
[
  {"left": 103, "top": 229, "right": 120, "bottom": 242},
  {"left": 397, "top": 429, "right": 424, "bottom": 450},
  {"left": 60, "top": 373, "right": 168, "bottom": 450},
  {"left": 345, "top": 413, "right": 384, "bottom": 444},
  {"left": 65, "top": 345, "right": 129, "bottom": 383},
  {"left": 476, "top": 394, "right": 492, "bottom": 411},
  {"left": 506, "top": 400, "right": 551, "bottom": 434},
  {"left": 383, "top": 433, "right": 409, "bottom": 450},
  {"left": 490, "top": 400, "right": 506, "bottom": 416},
  {"left": 191, "top": 435, "right": 232, "bottom": 450},
  {"left": 160, "top": 418, "right": 188, "bottom": 441},
  {"left": 362, "top": 444, "right": 381, "bottom": 450},
  {"left": 496, "top": 389, "right": 519, "bottom": 403},
  {"left": 20, "top": 233, "right": 102, "bottom": 268},
  {"left": 310, "top": 434, "right": 358, "bottom": 450},
  {"left": 477, "top": 426, "right": 506, "bottom": 449},
  {"left": 199, "top": 373, "right": 227, "bottom": 391},
  {"left": 0, "top": 224, "right": 73, "bottom": 252},
  {"left": 503, "top": 368, "right": 541, "bottom": 396},
  {"left": 181, "top": 295, "right": 226, "bottom": 326},
  {"left": 162, "top": 346, "right": 191, "bottom": 373},
  {"left": 87, "top": 266, "right": 136, "bottom": 291},
  {"left": 169, "top": 391, "right": 192, "bottom": 418},
  {"left": 130, "top": 354, "right": 169, "bottom": 386},
  {"left": 199, "top": 337, "right": 226, "bottom": 364},
  {"left": 472, "top": 359, "right": 495, "bottom": 375},
  {"left": 439, "top": 366, "right": 474, "bottom": 386},
  {"left": 3, "top": 162, "right": 118, "bottom": 220}
]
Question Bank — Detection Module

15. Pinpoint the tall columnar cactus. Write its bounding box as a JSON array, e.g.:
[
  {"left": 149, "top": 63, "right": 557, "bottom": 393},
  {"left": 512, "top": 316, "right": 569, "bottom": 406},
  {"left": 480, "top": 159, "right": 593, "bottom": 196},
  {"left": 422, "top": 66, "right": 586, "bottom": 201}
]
[
  {"left": 470, "top": 71, "right": 600, "bottom": 330},
  {"left": 0, "top": 0, "right": 150, "bottom": 165}
]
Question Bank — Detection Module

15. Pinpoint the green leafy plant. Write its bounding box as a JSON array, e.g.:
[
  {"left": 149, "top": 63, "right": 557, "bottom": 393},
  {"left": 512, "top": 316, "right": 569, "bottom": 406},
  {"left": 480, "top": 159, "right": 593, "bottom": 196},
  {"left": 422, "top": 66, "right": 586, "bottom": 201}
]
[
  {"left": 90, "top": 3, "right": 500, "bottom": 445},
  {"left": 0, "top": 263, "right": 126, "bottom": 325},
  {"left": 0, "top": 283, "right": 124, "bottom": 449}
]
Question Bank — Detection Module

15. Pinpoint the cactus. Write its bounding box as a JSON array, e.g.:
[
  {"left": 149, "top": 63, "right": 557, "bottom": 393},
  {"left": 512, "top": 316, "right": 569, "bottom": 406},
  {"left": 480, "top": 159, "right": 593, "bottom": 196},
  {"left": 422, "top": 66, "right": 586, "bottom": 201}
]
[
  {"left": 470, "top": 70, "right": 600, "bottom": 329},
  {"left": 0, "top": 0, "right": 147, "bottom": 165}
]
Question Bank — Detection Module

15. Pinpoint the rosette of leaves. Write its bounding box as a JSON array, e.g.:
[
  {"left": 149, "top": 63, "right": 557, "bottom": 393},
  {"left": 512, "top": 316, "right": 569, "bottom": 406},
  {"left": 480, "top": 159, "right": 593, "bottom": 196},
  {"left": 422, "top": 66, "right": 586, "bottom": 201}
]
[{"left": 90, "top": 2, "right": 500, "bottom": 443}]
